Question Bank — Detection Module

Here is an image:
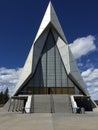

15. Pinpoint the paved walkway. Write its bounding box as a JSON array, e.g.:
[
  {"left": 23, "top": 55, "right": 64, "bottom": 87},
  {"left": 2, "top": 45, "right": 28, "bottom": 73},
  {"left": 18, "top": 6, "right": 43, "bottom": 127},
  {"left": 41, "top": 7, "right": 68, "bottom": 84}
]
[{"left": 0, "top": 108, "right": 98, "bottom": 130}]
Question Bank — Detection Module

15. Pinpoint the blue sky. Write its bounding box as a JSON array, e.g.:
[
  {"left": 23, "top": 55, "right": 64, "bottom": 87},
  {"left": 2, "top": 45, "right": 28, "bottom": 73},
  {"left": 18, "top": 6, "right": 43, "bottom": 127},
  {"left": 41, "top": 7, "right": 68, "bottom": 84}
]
[{"left": 0, "top": 0, "right": 98, "bottom": 99}]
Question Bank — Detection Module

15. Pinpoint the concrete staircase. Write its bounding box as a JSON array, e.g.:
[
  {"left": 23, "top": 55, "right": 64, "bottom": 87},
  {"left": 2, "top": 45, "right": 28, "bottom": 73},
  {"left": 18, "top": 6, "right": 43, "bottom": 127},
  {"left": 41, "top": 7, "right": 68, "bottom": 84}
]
[
  {"left": 33, "top": 95, "right": 51, "bottom": 113},
  {"left": 4, "top": 95, "right": 72, "bottom": 113},
  {"left": 30, "top": 95, "right": 72, "bottom": 113},
  {"left": 4, "top": 98, "right": 24, "bottom": 112},
  {"left": 53, "top": 95, "right": 72, "bottom": 113}
]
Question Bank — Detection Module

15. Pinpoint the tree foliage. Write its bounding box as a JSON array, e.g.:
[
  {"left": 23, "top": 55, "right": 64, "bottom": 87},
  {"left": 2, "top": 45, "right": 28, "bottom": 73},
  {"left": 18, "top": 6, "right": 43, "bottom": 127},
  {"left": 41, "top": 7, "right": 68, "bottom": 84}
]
[{"left": 0, "top": 88, "right": 9, "bottom": 105}]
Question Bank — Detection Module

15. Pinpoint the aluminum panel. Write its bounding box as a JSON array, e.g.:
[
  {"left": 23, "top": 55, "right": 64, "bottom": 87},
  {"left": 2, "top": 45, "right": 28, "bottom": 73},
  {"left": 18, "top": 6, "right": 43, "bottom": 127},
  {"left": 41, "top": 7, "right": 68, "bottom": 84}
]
[{"left": 33, "top": 30, "right": 49, "bottom": 74}]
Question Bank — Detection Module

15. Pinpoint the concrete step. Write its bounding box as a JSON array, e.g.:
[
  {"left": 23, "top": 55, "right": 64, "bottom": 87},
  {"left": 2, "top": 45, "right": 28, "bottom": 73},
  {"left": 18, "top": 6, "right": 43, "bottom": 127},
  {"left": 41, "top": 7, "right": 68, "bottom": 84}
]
[
  {"left": 33, "top": 95, "right": 51, "bottom": 113},
  {"left": 6, "top": 99, "right": 24, "bottom": 112},
  {"left": 53, "top": 95, "right": 72, "bottom": 113},
  {"left": 4, "top": 95, "right": 72, "bottom": 113},
  {"left": 31, "top": 95, "right": 72, "bottom": 113}
]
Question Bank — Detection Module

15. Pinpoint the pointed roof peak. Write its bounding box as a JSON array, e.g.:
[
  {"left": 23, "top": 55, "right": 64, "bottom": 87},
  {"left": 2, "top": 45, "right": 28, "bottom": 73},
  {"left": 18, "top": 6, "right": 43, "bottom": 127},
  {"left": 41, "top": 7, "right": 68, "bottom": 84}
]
[
  {"left": 34, "top": 1, "right": 67, "bottom": 43},
  {"left": 47, "top": 1, "right": 55, "bottom": 16},
  {"left": 48, "top": 1, "right": 54, "bottom": 9},
  {"left": 48, "top": 1, "right": 52, "bottom": 5}
]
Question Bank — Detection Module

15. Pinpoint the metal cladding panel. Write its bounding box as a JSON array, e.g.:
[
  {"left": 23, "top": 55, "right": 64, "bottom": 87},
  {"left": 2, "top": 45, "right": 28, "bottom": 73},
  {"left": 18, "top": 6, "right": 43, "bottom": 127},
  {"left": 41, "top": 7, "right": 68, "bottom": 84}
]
[
  {"left": 56, "top": 47, "right": 62, "bottom": 87},
  {"left": 52, "top": 29, "right": 59, "bottom": 42},
  {"left": 34, "top": 21, "right": 49, "bottom": 42},
  {"left": 68, "top": 47, "right": 89, "bottom": 95},
  {"left": 50, "top": 3, "right": 67, "bottom": 42},
  {"left": 41, "top": 53, "right": 47, "bottom": 86},
  {"left": 33, "top": 30, "right": 49, "bottom": 74},
  {"left": 61, "top": 63, "right": 68, "bottom": 87},
  {"left": 13, "top": 46, "right": 34, "bottom": 96},
  {"left": 56, "top": 37, "right": 70, "bottom": 74},
  {"left": 34, "top": 3, "right": 51, "bottom": 42},
  {"left": 46, "top": 31, "right": 55, "bottom": 87}
]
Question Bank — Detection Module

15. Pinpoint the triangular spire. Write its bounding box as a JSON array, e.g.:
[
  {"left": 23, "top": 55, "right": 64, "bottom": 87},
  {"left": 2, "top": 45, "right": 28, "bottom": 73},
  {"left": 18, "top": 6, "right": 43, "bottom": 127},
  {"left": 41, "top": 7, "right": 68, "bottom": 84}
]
[
  {"left": 13, "top": 2, "right": 88, "bottom": 97},
  {"left": 34, "top": 2, "right": 67, "bottom": 43}
]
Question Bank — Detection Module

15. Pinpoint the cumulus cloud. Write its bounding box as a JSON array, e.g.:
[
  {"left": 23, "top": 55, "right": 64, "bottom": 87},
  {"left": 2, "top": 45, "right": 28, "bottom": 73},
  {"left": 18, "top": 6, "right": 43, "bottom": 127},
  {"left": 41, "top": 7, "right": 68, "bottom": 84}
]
[
  {"left": 0, "top": 67, "right": 22, "bottom": 96},
  {"left": 70, "top": 35, "right": 96, "bottom": 59},
  {"left": 81, "top": 68, "right": 98, "bottom": 100},
  {"left": 70, "top": 35, "right": 98, "bottom": 99},
  {"left": 78, "top": 62, "right": 83, "bottom": 67}
]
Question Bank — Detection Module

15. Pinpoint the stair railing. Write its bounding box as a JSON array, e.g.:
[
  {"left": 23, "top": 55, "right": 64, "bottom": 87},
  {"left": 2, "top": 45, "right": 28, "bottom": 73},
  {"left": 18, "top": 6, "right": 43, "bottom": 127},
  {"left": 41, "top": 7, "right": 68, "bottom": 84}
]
[{"left": 50, "top": 93, "right": 55, "bottom": 113}]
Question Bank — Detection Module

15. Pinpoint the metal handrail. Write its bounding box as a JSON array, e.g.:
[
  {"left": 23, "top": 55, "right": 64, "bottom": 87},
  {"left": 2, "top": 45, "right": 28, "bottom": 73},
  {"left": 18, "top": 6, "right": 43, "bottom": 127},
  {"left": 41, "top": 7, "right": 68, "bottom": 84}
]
[
  {"left": 30, "top": 94, "right": 34, "bottom": 113},
  {"left": 50, "top": 94, "right": 55, "bottom": 113},
  {"left": 8, "top": 98, "right": 12, "bottom": 112}
]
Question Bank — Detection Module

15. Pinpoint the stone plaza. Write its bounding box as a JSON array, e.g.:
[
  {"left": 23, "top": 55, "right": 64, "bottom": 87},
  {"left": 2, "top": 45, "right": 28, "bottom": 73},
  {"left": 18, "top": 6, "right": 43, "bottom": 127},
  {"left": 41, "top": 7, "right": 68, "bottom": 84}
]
[{"left": 0, "top": 108, "right": 98, "bottom": 130}]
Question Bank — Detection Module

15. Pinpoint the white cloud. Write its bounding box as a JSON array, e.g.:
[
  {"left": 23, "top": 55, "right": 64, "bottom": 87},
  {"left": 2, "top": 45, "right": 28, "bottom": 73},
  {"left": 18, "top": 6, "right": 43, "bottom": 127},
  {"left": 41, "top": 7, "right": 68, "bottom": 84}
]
[
  {"left": 0, "top": 67, "right": 22, "bottom": 96},
  {"left": 70, "top": 35, "right": 96, "bottom": 59},
  {"left": 69, "top": 35, "right": 98, "bottom": 99},
  {"left": 78, "top": 63, "right": 83, "bottom": 67},
  {"left": 81, "top": 68, "right": 98, "bottom": 100}
]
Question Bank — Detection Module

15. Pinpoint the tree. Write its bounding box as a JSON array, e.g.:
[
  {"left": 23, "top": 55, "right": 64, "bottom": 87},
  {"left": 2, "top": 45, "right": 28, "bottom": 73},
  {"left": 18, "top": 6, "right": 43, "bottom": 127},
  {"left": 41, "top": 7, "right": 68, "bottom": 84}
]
[
  {"left": 0, "top": 88, "right": 9, "bottom": 105},
  {"left": 3, "top": 88, "right": 9, "bottom": 103},
  {"left": 0, "top": 91, "right": 4, "bottom": 104}
]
